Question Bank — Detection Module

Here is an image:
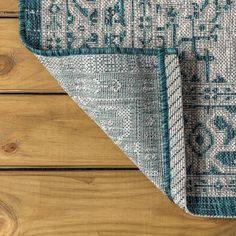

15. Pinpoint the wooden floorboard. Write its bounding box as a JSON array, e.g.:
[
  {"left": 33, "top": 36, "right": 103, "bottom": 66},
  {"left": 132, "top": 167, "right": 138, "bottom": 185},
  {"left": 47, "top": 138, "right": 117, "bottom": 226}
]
[
  {"left": 0, "top": 95, "right": 132, "bottom": 167},
  {"left": 0, "top": 19, "right": 63, "bottom": 92},
  {"left": 0, "top": 1, "right": 18, "bottom": 17},
  {"left": 0, "top": 170, "right": 235, "bottom": 236}
]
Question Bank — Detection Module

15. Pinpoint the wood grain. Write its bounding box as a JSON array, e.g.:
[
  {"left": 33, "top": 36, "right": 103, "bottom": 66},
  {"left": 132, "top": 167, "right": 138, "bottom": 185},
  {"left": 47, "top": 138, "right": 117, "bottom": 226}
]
[
  {"left": 0, "top": 170, "right": 235, "bottom": 236},
  {"left": 0, "top": 19, "right": 63, "bottom": 92},
  {"left": 0, "top": 1, "right": 18, "bottom": 17},
  {"left": 0, "top": 94, "right": 132, "bottom": 167}
]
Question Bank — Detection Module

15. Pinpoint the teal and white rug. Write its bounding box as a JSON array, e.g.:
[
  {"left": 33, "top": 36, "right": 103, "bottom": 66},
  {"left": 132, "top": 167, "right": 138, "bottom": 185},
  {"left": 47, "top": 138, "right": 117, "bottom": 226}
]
[{"left": 19, "top": 0, "right": 236, "bottom": 217}]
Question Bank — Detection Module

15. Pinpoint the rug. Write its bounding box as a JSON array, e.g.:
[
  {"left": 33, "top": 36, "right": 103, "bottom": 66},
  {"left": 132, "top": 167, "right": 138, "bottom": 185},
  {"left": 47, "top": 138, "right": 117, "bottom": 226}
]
[{"left": 19, "top": 0, "right": 236, "bottom": 217}]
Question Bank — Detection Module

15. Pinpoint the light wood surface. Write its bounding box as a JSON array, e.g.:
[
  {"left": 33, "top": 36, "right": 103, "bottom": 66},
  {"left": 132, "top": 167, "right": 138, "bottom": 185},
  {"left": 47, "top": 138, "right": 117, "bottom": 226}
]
[
  {"left": 0, "top": 19, "right": 63, "bottom": 92},
  {"left": 0, "top": 1, "right": 18, "bottom": 17},
  {"left": 0, "top": 170, "right": 235, "bottom": 236},
  {"left": 0, "top": 95, "right": 131, "bottom": 167}
]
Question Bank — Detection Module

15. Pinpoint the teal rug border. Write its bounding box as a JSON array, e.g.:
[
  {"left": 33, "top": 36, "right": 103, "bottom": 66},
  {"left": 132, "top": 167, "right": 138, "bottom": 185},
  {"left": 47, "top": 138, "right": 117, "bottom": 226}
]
[
  {"left": 187, "top": 196, "right": 236, "bottom": 217},
  {"left": 156, "top": 51, "right": 172, "bottom": 199}
]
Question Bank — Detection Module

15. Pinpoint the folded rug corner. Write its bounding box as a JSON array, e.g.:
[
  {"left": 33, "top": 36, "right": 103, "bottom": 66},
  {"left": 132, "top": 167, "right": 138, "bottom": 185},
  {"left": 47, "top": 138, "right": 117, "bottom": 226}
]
[{"left": 18, "top": 0, "right": 236, "bottom": 218}]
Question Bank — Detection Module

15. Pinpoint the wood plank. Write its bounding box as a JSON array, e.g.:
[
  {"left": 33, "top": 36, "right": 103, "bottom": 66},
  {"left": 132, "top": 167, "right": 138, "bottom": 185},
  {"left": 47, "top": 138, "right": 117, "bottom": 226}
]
[
  {"left": 0, "top": 19, "right": 63, "bottom": 92},
  {"left": 0, "top": 170, "right": 235, "bottom": 236},
  {"left": 0, "top": 1, "right": 18, "bottom": 17},
  {"left": 0, "top": 94, "right": 133, "bottom": 167}
]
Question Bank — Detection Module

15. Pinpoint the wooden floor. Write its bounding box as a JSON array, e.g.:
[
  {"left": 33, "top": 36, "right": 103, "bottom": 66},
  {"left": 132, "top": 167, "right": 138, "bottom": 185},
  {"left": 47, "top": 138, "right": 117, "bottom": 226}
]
[{"left": 0, "top": 1, "right": 235, "bottom": 235}]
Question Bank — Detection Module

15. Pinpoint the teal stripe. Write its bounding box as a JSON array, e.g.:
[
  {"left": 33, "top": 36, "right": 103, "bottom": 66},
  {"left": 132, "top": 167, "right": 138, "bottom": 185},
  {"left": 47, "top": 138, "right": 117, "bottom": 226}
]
[
  {"left": 187, "top": 196, "right": 236, "bottom": 217},
  {"left": 156, "top": 50, "right": 172, "bottom": 200},
  {"left": 19, "top": 0, "right": 42, "bottom": 50}
]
